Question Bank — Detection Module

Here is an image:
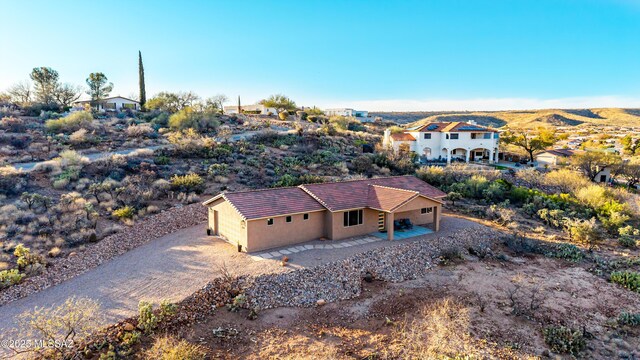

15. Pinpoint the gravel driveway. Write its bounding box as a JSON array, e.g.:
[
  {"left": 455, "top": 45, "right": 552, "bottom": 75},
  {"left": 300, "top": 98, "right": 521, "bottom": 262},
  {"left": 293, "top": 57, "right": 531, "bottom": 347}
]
[{"left": 0, "top": 214, "right": 484, "bottom": 334}]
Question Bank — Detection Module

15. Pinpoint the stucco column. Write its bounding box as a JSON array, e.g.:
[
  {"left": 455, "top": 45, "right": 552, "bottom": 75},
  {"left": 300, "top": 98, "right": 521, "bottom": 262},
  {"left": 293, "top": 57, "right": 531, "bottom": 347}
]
[
  {"left": 489, "top": 149, "right": 494, "bottom": 164},
  {"left": 387, "top": 212, "right": 394, "bottom": 241},
  {"left": 446, "top": 150, "right": 451, "bottom": 165},
  {"left": 494, "top": 147, "right": 499, "bottom": 163},
  {"left": 434, "top": 206, "right": 440, "bottom": 232},
  {"left": 465, "top": 150, "right": 470, "bottom": 163}
]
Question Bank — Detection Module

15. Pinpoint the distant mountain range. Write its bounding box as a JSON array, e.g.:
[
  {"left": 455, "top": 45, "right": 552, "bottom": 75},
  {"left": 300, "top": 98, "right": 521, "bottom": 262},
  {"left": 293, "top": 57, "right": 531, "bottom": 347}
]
[{"left": 369, "top": 108, "right": 640, "bottom": 128}]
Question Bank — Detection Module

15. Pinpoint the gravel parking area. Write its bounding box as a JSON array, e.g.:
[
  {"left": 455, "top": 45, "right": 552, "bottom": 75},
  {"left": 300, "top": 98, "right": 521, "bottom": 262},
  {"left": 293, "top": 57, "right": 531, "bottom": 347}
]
[{"left": 0, "top": 214, "right": 487, "bottom": 333}]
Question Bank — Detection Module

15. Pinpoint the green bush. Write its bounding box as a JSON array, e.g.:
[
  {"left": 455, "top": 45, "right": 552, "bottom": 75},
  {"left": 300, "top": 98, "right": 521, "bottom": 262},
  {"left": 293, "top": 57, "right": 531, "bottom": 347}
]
[
  {"left": 168, "top": 107, "right": 219, "bottom": 131},
  {"left": 154, "top": 156, "right": 171, "bottom": 165},
  {"left": 45, "top": 111, "right": 93, "bottom": 133},
  {"left": 610, "top": 271, "right": 640, "bottom": 292},
  {"left": 618, "top": 312, "right": 640, "bottom": 327},
  {"left": 207, "top": 163, "right": 229, "bottom": 176},
  {"left": 619, "top": 236, "right": 637, "bottom": 248},
  {"left": 170, "top": 173, "right": 204, "bottom": 193},
  {"left": 138, "top": 301, "right": 158, "bottom": 333},
  {"left": 0, "top": 269, "right": 24, "bottom": 289},
  {"left": 113, "top": 206, "right": 135, "bottom": 219},
  {"left": 550, "top": 243, "right": 584, "bottom": 262},
  {"left": 542, "top": 326, "right": 586, "bottom": 355}
]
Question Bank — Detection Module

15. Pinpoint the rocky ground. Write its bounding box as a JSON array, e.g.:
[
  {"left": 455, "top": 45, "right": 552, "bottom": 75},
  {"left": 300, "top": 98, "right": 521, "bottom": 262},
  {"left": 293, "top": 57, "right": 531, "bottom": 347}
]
[{"left": 0, "top": 203, "right": 207, "bottom": 306}]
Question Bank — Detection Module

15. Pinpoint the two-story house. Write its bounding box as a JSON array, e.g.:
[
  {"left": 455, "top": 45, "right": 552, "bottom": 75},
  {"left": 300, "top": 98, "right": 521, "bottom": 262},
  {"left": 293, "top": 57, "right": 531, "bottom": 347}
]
[{"left": 383, "top": 121, "right": 500, "bottom": 164}]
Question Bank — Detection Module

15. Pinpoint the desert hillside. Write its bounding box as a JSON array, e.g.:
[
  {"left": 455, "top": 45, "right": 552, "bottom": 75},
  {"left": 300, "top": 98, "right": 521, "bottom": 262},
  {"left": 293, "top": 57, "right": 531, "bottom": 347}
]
[{"left": 371, "top": 108, "right": 640, "bottom": 128}]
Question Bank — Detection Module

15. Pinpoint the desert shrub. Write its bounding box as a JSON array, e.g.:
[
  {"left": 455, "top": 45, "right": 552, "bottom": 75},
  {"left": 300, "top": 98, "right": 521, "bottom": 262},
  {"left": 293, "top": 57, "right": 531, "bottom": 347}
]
[
  {"left": 14, "top": 244, "right": 45, "bottom": 273},
  {"left": 69, "top": 128, "right": 91, "bottom": 144},
  {"left": 619, "top": 236, "right": 638, "bottom": 248},
  {"left": 11, "top": 297, "right": 102, "bottom": 356},
  {"left": 159, "top": 299, "right": 176, "bottom": 320},
  {"left": 170, "top": 173, "right": 204, "bottom": 193},
  {"left": 416, "top": 166, "right": 446, "bottom": 187},
  {"left": 151, "top": 112, "right": 170, "bottom": 127},
  {"left": 168, "top": 107, "right": 219, "bottom": 131},
  {"left": 485, "top": 204, "right": 515, "bottom": 226},
  {"left": 138, "top": 301, "right": 158, "bottom": 333},
  {"left": 543, "top": 326, "right": 586, "bottom": 355},
  {"left": 0, "top": 116, "right": 26, "bottom": 132},
  {"left": 144, "top": 335, "right": 207, "bottom": 360},
  {"left": 126, "top": 123, "right": 155, "bottom": 138},
  {"left": 550, "top": 243, "right": 584, "bottom": 262},
  {"left": 394, "top": 298, "right": 512, "bottom": 358},
  {"left": 112, "top": 206, "right": 135, "bottom": 219},
  {"left": 563, "top": 217, "right": 604, "bottom": 249},
  {"left": 543, "top": 169, "right": 590, "bottom": 193},
  {"left": 207, "top": 163, "right": 229, "bottom": 176},
  {"left": 154, "top": 156, "right": 171, "bottom": 165},
  {"left": 278, "top": 110, "right": 289, "bottom": 120},
  {"left": 515, "top": 167, "right": 544, "bottom": 188},
  {"left": 351, "top": 155, "right": 373, "bottom": 174},
  {"left": 0, "top": 166, "right": 27, "bottom": 195},
  {"left": 45, "top": 111, "right": 93, "bottom": 133},
  {"left": 166, "top": 129, "right": 217, "bottom": 157},
  {"left": 438, "top": 247, "right": 463, "bottom": 265},
  {"left": 537, "top": 208, "right": 566, "bottom": 228},
  {"left": 618, "top": 312, "right": 640, "bottom": 327},
  {"left": 610, "top": 271, "right": 640, "bottom": 292},
  {"left": 0, "top": 269, "right": 24, "bottom": 289}
]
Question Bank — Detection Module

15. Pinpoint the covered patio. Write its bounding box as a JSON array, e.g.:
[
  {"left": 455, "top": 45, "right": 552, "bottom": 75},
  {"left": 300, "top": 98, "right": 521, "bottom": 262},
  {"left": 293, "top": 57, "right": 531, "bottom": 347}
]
[{"left": 373, "top": 225, "right": 433, "bottom": 240}]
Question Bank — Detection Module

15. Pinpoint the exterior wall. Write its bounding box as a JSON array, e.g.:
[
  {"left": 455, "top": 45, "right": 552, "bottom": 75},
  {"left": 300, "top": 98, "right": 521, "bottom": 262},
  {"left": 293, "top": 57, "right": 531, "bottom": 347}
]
[
  {"left": 245, "top": 211, "right": 327, "bottom": 252},
  {"left": 393, "top": 196, "right": 442, "bottom": 228},
  {"left": 224, "top": 105, "right": 277, "bottom": 115},
  {"left": 389, "top": 130, "right": 499, "bottom": 163},
  {"left": 536, "top": 154, "right": 558, "bottom": 168},
  {"left": 329, "top": 208, "right": 380, "bottom": 241},
  {"left": 206, "top": 198, "right": 248, "bottom": 250}
]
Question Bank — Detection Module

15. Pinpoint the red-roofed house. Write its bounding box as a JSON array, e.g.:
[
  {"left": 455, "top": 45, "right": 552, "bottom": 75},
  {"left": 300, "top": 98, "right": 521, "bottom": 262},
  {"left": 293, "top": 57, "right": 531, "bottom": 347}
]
[
  {"left": 202, "top": 176, "right": 446, "bottom": 252},
  {"left": 383, "top": 120, "right": 500, "bottom": 164}
]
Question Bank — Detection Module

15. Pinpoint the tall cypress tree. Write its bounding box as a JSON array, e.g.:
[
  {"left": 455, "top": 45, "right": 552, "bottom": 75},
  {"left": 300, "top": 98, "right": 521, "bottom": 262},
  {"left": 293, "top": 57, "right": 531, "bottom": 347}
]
[
  {"left": 237, "top": 95, "right": 241, "bottom": 113},
  {"left": 138, "top": 51, "right": 146, "bottom": 109}
]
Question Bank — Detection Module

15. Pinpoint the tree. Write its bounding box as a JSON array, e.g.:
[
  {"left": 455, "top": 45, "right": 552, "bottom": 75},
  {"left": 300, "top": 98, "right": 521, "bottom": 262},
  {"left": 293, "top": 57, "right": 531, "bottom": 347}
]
[
  {"left": 138, "top": 50, "right": 146, "bottom": 108},
  {"left": 260, "top": 94, "right": 297, "bottom": 113},
  {"left": 237, "top": 95, "right": 241, "bottom": 113},
  {"left": 500, "top": 127, "right": 557, "bottom": 162},
  {"left": 201, "top": 94, "right": 227, "bottom": 114},
  {"left": 621, "top": 135, "right": 640, "bottom": 156},
  {"left": 30, "top": 67, "right": 60, "bottom": 105},
  {"left": 570, "top": 151, "right": 621, "bottom": 182},
  {"left": 621, "top": 157, "right": 640, "bottom": 188},
  {"left": 145, "top": 91, "right": 199, "bottom": 113},
  {"left": 85, "top": 72, "right": 113, "bottom": 108},
  {"left": 53, "top": 83, "right": 82, "bottom": 109},
  {"left": 7, "top": 81, "right": 32, "bottom": 106}
]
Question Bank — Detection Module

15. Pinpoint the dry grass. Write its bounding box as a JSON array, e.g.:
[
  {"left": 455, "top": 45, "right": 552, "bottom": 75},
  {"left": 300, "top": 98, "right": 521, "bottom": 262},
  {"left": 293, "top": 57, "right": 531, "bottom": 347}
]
[
  {"left": 390, "top": 298, "right": 526, "bottom": 359},
  {"left": 144, "top": 335, "right": 207, "bottom": 360}
]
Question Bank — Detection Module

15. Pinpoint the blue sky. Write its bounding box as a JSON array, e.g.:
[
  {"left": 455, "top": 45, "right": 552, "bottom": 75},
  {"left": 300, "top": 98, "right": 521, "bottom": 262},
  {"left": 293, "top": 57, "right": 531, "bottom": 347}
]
[{"left": 1, "top": 0, "right": 639, "bottom": 111}]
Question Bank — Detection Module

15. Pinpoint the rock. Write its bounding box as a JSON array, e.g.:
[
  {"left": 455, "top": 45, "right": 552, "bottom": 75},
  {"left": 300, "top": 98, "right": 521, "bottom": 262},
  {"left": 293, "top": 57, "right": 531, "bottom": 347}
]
[
  {"left": 68, "top": 252, "right": 77, "bottom": 257},
  {"left": 123, "top": 322, "right": 135, "bottom": 331},
  {"left": 316, "top": 299, "right": 326, "bottom": 306},
  {"left": 363, "top": 272, "right": 373, "bottom": 283}
]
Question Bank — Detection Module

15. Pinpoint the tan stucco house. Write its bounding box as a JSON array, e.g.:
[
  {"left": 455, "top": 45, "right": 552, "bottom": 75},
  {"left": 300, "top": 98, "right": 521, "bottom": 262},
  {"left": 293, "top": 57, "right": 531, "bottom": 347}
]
[{"left": 202, "top": 176, "right": 446, "bottom": 252}]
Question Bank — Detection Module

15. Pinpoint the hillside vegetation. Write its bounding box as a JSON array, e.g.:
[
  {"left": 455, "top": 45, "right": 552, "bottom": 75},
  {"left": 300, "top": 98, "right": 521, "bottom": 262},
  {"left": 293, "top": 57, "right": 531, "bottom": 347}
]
[{"left": 372, "top": 108, "right": 640, "bottom": 128}]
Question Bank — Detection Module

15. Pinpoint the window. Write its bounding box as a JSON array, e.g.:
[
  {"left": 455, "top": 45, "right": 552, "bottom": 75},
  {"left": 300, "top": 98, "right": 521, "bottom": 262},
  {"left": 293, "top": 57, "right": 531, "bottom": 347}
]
[
  {"left": 303, "top": 213, "right": 309, "bottom": 220},
  {"left": 286, "top": 216, "right": 292, "bottom": 223},
  {"left": 123, "top": 103, "right": 136, "bottom": 109},
  {"left": 450, "top": 133, "right": 459, "bottom": 140},
  {"left": 421, "top": 207, "right": 433, "bottom": 214},
  {"left": 343, "top": 209, "right": 363, "bottom": 227},
  {"left": 267, "top": 218, "right": 274, "bottom": 226},
  {"left": 483, "top": 133, "right": 491, "bottom": 139},
  {"left": 423, "top": 133, "right": 431, "bottom": 139},
  {"left": 103, "top": 102, "right": 116, "bottom": 109}
]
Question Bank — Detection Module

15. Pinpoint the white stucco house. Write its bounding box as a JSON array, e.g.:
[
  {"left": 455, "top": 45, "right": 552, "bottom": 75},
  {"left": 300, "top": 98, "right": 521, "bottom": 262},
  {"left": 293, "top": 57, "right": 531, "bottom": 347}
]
[
  {"left": 383, "top": 121, "right": 500, "bottom": 164},
  {"left": 325, "top": 108, "right": 370, "bottom": 120},
  {"left": 223, "top": 104, "right": 278, "bottom": 115},
  {"left": 74, "top": 96, "right": 140, "bottom": 112},
  {"left": 535, "top": 149, "right": 611, "bottom": 183}
]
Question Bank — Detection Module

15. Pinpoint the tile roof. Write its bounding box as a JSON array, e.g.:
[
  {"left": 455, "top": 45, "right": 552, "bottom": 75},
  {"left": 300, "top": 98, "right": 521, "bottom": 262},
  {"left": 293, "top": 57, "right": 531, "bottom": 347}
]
[
  {"left": 300, "top": 176, "right": 446, "bottom": 212},
  {"left": 416, "top": 121, "right": 498, "bottom": 133},
  {"left": 390, "top": 133, "right": 416, "bottom": 141},
  {"left": 216, "top": 187, "right": 326, "bottom": 220},
  {"left": 538, "top": 149, "right": 580, "bottom": 157},
  {"left": 204, "top": 176, "right": 446, "bottom": 218},
  {"left": 366, "top": 185, "right": 419, "bottom": 211}
]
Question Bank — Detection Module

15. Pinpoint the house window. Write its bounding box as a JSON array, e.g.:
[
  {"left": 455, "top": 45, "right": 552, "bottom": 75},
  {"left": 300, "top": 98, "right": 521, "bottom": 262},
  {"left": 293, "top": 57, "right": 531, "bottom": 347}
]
[
  {"left": 286, "top": 216, "right": 292, "bottom": 223},
  {"left": 421, "top": 207, "right": 433, "bottom": 214},
  {"left": 343, "top": 209, "right": 363, "bottom": 227},
  {"left": 303, "top": 213, "right": 309, "bottom": 220},
  {"left": 450, "top": 133, "right": 459, "bottom": 140},
  {"left": 483, "top": 133, "right": 491, "bottom": 139},
  {"left": 104, "top": 102, "right": 116, "bottom": 110},
  {"left": 423, "top": 133, "right": 431, "bottom": 139},
  {"left": 267, "top": 218, "right": 274, "bottom": 226},
  {"left": 123, "top": 103, "right": 136, "bottom": 109}
]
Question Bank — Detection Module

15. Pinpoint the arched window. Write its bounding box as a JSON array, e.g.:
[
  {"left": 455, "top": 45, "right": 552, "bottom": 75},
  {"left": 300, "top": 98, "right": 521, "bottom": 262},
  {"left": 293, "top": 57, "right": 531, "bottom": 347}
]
[{"left": 423, "top": 147, "right": 432, "bottom": 157}]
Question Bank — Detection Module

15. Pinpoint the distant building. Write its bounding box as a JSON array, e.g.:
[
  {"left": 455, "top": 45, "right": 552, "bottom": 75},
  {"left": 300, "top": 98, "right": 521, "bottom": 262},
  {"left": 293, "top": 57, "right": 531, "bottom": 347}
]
[
  {"left": 74, "top": 96, "right": 140, "bottom": 112},
  {"left": 383, "top": 120, "right": 500, "bottom": 164},
  {"left": 325, "top": 108, "right": 370, "bottom": 120},
  {"left": 223, "top": 104, "right": 278, "bottom": 115},
  {"left": 535, "top": 149, "right": 611, "bottom": 183}
]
